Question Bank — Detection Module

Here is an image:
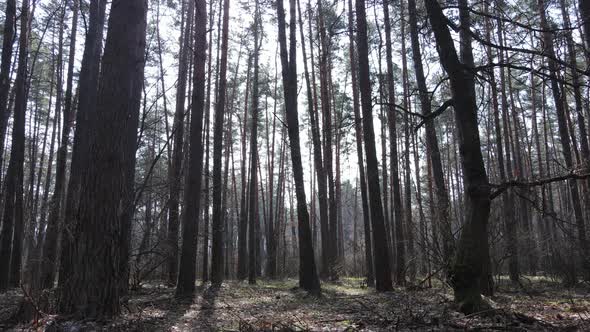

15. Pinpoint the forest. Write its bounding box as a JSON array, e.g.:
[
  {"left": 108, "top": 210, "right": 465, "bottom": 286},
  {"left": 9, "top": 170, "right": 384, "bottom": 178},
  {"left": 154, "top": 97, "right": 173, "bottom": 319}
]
[{"left": 1, "top": 0, "right": 590, "bottom": 330}]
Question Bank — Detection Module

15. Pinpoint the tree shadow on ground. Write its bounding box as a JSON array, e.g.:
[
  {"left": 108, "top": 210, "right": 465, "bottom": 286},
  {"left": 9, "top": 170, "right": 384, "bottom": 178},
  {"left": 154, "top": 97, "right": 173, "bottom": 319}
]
[
  {"left": 13, "top": 278, "right": 589, "bottom": 331},
  {"left": 123, "top": 286, "right": 197, "bottom": 330},
  {"left": 191, "top": 284, "right": 221, "bottom": 330}
]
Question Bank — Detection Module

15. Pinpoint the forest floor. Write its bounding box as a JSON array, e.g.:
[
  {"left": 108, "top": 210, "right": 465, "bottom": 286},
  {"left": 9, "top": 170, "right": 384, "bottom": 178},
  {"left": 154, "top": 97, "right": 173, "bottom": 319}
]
[{"left": 2, "top": 277, "right": 590, "bottom": 331}]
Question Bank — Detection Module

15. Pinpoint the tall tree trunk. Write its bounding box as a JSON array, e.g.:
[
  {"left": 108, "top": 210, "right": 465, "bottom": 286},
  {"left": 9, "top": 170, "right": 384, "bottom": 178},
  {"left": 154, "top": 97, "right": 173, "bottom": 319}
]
[
  {"left": 237, "top": 55, "right": 252, "bottom": 280},
  {"left": 201, "top": 84, "right": 212, "bottom": 283},
  {"left": 425, "top": 0, "right": 492, "bottom": 314},
  {"left": 26, "top": 79, "right": 53, "bottom": 289},
  {"left": 248, "top": 1, "right": 261, "bottom": 285},
  {"left": 221, "top": 104, "right": 234, "bottom": 278},
  {"left": 381, "top": 0, "right": 404, "bottom": 286},
  {"left": 412, "top": 130, "right": 427, "bottom": 275},
  {"left": 303, "top": 2, "right": 330, "bottom": 281},
  {"left": 492, "top": 0, "right": 519, "bottom": 283},
  {"left": 210, "top": 0, "right": 230, "bottom": 286},
  {"left": 57, "top": 0, "right": 147, "bottom": 317},
  {"left": 201, "top": 0, "right": 216, "bottom": 283},
  {"left": 37, "top": 59, "right": 57, "bottom": 257},
  {"left": 41, "top": 0, "right": 79, "bottom": 290},
  {"left": 347, "top": 0, "right": 374, "bottom": 287},
  {"left": 356, "top": 0, "right": 393, "bottom": 292},
  {"left": 176, "top": 0, "right": 207, "bottom": 295},
  {"left": 58, "top": 0, "right": 107, "bottom": 296},
  {"left": 539, "top": 0, "right": 590, "bottom": 281},
  {"left": 167, "top": 0, "right": 194, "bottom": 286},
  {"left": 407, "top": 0, "right": 453, "bottom": 271},
  {"left": 317, "top": 0, "right": 338, "bottom": 280},
  {"left": 579, "top": 0, "right": 590, "bottom": 57},
  {"left": 560, "top": 0, "right": 590, "bottom": 241},
  {"left": 0, "top": 0, "right": 16, "bottom": 185},
  {"left": 276, "top": 0, "right": 321, "bottom": 294},
  {"left": 529, "top": 51, "right": 552, "bottom": 269},
  {"left": 399, "top": 0, "right": 414, "bottom": 282},
  {"left": 0, "top": 0, "right": 29, "bottom": 290}
]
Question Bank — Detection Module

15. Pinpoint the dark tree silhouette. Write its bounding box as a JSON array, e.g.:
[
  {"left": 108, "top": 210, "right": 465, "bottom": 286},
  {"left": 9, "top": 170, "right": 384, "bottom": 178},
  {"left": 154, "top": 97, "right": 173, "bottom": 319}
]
[
  {"left": 276, "top": 0, "right": 321, "bottom": 294},
  {"left": 0, "top": 0, "right": 29, "bottom": 291},
  {"left": 355, "top": 0, "right": 393, "bottom": 292},
  {"left": 425, "top": 0, "right": 491, "bottom": 314},
  {"left": 176, "top": 0, "right": 208, "bottom": 296},
  {"left": 57, "top": 0, "right": 148, "bottom": 317}
]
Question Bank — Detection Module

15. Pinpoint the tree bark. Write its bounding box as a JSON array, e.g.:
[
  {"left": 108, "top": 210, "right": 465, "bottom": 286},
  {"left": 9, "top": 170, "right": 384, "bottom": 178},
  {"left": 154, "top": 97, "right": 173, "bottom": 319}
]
[
  {"left": 276, "top": 0, "right": 321, "bottom": 294},
  {"left": 0, "top": 0, "right": 29, "bottom": 291},
  {"left": 347, "top": 0, "right": 374, "bottom": 287},
  {"left": 58, "top": 0, "right": 107, "bottom": 297},
  {"left": 248, "top": 1, "right": 261, "bottom": 285},
  {"left": 560, "top": 0, "right": 590, "bottom": 246},
  {"left": 381, "top": 0, "right": 404, "bottom": 285},
  {"left": 167, "top": 0, "right": 194, "bottom": 286},
  {"left": 399, "top": 0, "right": 414, "bottom": 282},
  {"left": 407, "top": 0, "right": 453, "bottom": 271},
  {"left": 425, "top": 0, "right": 492, "bottom": 314},
  {"left": 492, "top": 0, "right": 519, "bottom": 283},
  {"left": 210, "top": 0, "right": 231, "bottom": 286},
  {"left": 237, "top": 55, "right": 252, "bottom": 280},
  {"left": 539, "top": 0, "right": 590, "bottom": 281},
  {"left": 579, "top": 0, "right": 590, "bottom": 57},
  {"left": 175, "top": 0, "right": 207, "bottom": 295},
  {"left": 41, "top": 0, "right": 79, "bottom": 290},
  {"left": 0, "top": 0, "right": 16, "bottom": 186},
  {"left": 57, "top": 0, "right": 147, "bottom": 317},
  {"left": 356, "top": 0, "right": 393, "bottom": 292},
  {"left": 317, "top": 0, "right": 338, "bottom": 280}
]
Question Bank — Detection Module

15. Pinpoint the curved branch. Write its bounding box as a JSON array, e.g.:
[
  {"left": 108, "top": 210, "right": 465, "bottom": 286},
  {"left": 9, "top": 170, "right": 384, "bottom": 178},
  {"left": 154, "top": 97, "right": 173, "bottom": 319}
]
[
  {"left": 415, "top": 99, "right": 454, "bottom": 130},
  {"left": 490, "top": 170, "right": 590, "bottom": 200}
]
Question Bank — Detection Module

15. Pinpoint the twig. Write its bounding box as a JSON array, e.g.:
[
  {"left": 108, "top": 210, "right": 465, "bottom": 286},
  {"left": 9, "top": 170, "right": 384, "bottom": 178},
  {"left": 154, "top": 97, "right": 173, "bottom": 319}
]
[{"left": 20, "top": 285, "right": 46, "bottom": 325}]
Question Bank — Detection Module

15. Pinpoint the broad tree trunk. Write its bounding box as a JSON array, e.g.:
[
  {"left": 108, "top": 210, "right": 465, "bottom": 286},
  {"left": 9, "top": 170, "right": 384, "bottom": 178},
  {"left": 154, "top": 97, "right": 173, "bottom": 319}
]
[
  {"left": 57, "top": 0, "right": 147, "bottom": 317},
  {"left": 0, "top": 0, "right": 29, "bottom": 291},
  {"left": 58, "top": 0, "right": 107, "bottom": 296},
  {"left": 425, "top": 0, "right": 492, "bottom": 314},
  {"left": 356, "top": 0, "right": 393, "bottom": 292},
  {"left": 0, "top": 0, "right": 16, "bottom": 184}
]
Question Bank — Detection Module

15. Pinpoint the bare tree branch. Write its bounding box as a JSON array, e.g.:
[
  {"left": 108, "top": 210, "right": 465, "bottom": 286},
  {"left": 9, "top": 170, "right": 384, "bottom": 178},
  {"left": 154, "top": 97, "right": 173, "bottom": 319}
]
[{"left": 490, "top": 170, "right": 590, "bottom": 200}]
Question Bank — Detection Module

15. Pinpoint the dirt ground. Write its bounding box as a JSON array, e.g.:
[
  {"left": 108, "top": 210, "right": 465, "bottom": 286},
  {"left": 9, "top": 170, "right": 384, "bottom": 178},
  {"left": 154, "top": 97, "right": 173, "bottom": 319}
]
[{"left": 2, "top": 277, "right": 589, "bottom": 331}]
